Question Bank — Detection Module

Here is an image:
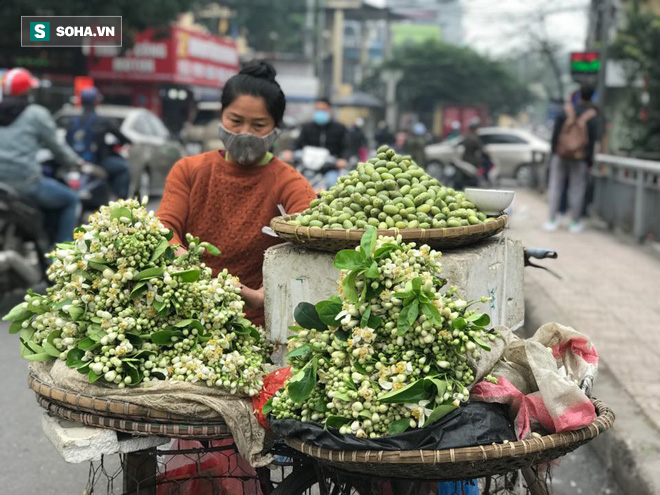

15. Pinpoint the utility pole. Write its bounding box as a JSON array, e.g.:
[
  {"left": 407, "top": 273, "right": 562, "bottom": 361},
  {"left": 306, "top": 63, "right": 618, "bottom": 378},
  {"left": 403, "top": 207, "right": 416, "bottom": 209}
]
[
  {"left": 304, "top": 0, "right": 315, "bottom": 62},
  {"left": 596, "top": 0, "right": 612, "bottom": 111}
]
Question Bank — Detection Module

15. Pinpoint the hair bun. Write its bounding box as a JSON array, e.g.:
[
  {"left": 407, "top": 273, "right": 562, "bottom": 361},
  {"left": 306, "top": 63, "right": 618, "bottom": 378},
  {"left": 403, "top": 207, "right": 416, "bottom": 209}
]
[{"left": 240, "top": 60, "right": 277, "bottom": 83}]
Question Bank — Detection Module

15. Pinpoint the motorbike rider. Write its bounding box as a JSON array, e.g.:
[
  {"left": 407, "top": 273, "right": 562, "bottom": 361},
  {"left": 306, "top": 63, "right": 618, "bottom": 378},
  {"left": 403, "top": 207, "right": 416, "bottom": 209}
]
[
  {"left": 66, "top": 87, "right": 131, "bottom": 199},
  {"left": 462, "top": 117, "right": 493, "bottom": 179},
  {"left": 293, "top": 97, "right": 350, "bottom": 187},
  {"left": 0, "top": 68, "right": 82, "bottom": 243}
]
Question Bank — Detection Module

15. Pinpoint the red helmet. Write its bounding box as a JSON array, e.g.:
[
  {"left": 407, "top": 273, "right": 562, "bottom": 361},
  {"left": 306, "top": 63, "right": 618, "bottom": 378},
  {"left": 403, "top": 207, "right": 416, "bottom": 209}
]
[{"left": 2, "top": 68, "right": 39, "bottom": 97}]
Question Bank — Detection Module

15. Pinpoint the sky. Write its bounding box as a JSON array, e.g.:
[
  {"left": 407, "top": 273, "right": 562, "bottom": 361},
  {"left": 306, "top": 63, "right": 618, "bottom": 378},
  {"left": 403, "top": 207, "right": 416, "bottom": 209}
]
[{"left": 460, "top": 0, "right": 589, "bottom": 56}]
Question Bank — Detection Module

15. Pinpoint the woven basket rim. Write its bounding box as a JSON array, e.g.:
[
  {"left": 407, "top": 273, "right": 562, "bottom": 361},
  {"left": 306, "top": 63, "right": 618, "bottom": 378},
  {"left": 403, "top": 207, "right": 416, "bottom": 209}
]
[
  {"left": 28, "top": 373, "right": 226, "bottom": 424},
  {"left": 36, "top": 395, "right": 232, "bottom": 439},
  {"left": 270, "top": 214, "right": 508, "bottom": 243},
  {"left": 284, "top": 399, "right": 613, "bottom": 467}
]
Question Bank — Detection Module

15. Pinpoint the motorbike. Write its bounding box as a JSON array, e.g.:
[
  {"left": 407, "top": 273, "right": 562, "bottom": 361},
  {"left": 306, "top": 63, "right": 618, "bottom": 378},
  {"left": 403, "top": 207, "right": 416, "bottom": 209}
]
[
  {"left": 427, "top": 154, "right": 498, "bottom": 191},
  {"left": 0, "top": 182, "right": 50, "bottom": 295},
  {"left": 291, "top": 146, "right": 338, "bottom": 191}
]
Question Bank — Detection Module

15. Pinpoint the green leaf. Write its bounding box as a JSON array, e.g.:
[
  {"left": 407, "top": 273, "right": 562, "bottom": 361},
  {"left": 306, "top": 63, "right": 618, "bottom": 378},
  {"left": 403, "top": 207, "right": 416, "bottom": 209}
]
[
  {"left": 423, "top": 402, "right": 458, "bottom": 428},
  {"left": 8, "top": 320, "right": 23, "bottom": 334},
  {"left": 173, "top": 319, "right": 205, "bottom": 333},
  {"left": 407, "top": 299, "right": 420, "bottom": 325},
  {"left": 153, "top": 299, "right": 169, "bottom": 316},
  {"left": 150, "top": 239, "right": 170, "bottom": 262},
  {"left": 54, "top": 299, "right": 73, "bottom": 311},
  {"left": 88, "top": 261, "right": 109, "bottom": 272},
  {"left": 287, "top": 344, "right": 312, "bottom": 361},
  {"left": 333, "top": 250, "right": 366, "bottom": 270},
  {"left": 125, "top": 363, "right": 143, "bottom": 386},
  {"left": 368, "top": 314, "right": 384, "bottom": 329},
  {"left": 374, "top": 242, "right": 397, "bottom": 260},
  {"left": 421, "top": 303, "right": 443, "bottom": 325},
  {"left": 316, "top": 299, "right": 343, "bottom": 327},
  {"left": 39, "top": 330, "right": 60, "bottom": 357},
  {"left": 353, "top": 362, "right": 368, "bottom": 375},
  {"left": 360, "top": 307, "right": 372, "bottom": 329},
  {"left": 412, "top": 277, "right": 423, "bottom": 293},
  {"left": 130, "top": 280, "right": 149, "bottom": 299},
  {"left": 150, "top": 329, "right": 184, "bottom": 345},
  {"left": 110, "top": 206, "right": 132, "bottom": 222},
  {"left": 468, "top": 313, "right": 491, "bottom": 327},
  {"left": 67, "top": 305, "right": 85, "bottom": 321},
  {"left": 473, "top": 336, "right": 492, "bottom": 352},
  {"left": 124, "top": 332, "right": 145, "bottom": 347},
  {"left": 262, "top": 398, "right": 274, "bottom": 415},
  {"left": 164, "top": 229, "right": 174, "bottom": 241},
  {"left": 397, "top": 306, "right": 412, "bottom": 336},
  {"left": 312, "top": 398, "right": 328, "bottom": 413},
  {"left": 430, "top": 378, "right": 447, "bottom": 398},
  {"left": 333, "top": 391, "right": 352, "bottom": 401},
  {"left": 364, "top": 261, "right": 379, "bottom": 279},
  {"left": 294, "top": 302, "right": 327, "bottom": 331},
  {"left": 174, "top": 269, "right": 201, "bottom": 283},
  {"left": 88, "top": 370, "right": 101, "bottom": 383},
  {"left": 388, "top": 418, "right": 411, "bottom": 435},
  {"left": 287, "top": 357, "right": 317, "bottom": 403},
  {"left": 134, "top": 267, "right": 165, "bottom": 281},
  {"left": 87, "top": 325, "right": 106, "bottom": 342},
  {"left": 360, "top": 227, "right": 377, "bottom": 258},
  {"left": 204, "top": 243, "right": 221, "bottom": 256},
  {"left": 345, "top": 379, "right": 357, "bottom": 391},
  {"left": 65, "top": 348, "right": 85, "bottom": 368},
  {"left": 334, "top": 329, "right": 350, "bottom": 342},
  {"left": 78, "top": 338, "right": 99, "bottom": 351},
  {"left": 453, "top": 317, "right": 467, "bottom": 330},
  {"left": 342, "top": 271, "right": 359, "bottom": 304},
  {"left": 325, "top": 415, "right": 352, "bottom": 429},
  {"left": 56, "top": 242, "right": 74, "bottom": 249},
  {"left": 380, "top": 379, "right": 433, "bottom": 404},
  {"left": 3, "top": 303, "right": 32, "bottom": 322}
]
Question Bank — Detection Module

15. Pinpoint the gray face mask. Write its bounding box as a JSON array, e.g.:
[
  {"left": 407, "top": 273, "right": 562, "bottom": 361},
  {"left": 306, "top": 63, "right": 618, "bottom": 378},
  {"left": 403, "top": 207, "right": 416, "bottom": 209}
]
[{"left": 218, "top": 124, "right": 280, "bottom": 167}]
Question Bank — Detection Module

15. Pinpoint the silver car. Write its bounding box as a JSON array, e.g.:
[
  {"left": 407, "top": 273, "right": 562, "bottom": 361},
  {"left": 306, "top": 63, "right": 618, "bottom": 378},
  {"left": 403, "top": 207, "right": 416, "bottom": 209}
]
[
  {"left": 425, "top": 127, "right": 551, "bottom": 185},
  {"left": 55, "top": 105, "right": 186, "bottom": 198}
]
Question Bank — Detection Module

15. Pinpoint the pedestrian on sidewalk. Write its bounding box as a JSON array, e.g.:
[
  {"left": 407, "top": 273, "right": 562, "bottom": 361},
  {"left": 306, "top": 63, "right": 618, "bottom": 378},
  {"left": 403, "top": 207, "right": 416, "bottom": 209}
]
[{"left": 544, "top": 86, "right": 599, "bottom": 233}]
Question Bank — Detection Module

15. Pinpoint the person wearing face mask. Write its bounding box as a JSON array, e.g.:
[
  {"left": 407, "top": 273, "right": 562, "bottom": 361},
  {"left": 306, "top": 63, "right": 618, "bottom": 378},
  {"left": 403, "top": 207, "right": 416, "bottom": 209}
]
[
  {"left": 294, "top": 97, "right": 350, "bottom": 187},
  {"left": 157, "top": 61, "right": 316, "bottom": 325}
]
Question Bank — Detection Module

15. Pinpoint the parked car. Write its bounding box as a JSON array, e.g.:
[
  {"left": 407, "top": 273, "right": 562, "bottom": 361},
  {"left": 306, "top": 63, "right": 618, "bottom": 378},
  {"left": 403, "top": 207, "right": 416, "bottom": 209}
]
[
  {"left": 54, "top": 105, "right": 185, "bottom": 198},
  {"left": 425, "top": 127, "right": 550, "bottom": 186}
]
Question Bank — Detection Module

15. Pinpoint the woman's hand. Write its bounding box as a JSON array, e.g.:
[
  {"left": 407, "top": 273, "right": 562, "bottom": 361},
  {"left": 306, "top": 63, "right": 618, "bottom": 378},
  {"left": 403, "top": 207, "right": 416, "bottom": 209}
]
[{"left": 239, "top": 285, "right": 265, "bottom": 309}]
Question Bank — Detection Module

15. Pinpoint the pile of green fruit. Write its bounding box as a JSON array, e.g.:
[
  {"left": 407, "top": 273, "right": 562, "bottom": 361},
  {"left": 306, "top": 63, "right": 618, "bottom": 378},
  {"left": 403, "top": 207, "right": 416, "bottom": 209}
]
[
  {"left": 291, "top": 145, "right": 494, "bottom": 230},
  {"left": 266, "top": 229, "right": 499, "bottom": 438},
  {"left": 4, "top": 199, "right": 269, "bottom": 396}
]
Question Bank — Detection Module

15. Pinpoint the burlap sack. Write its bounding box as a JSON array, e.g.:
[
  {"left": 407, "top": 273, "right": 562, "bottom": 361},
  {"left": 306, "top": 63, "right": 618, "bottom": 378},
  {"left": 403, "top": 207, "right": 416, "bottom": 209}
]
[
  {"left": 30, "top": 360, "right": 271, "bottom": 467},
  {"left": 470, "top": 322, "right": 599, "bottom": 439}
]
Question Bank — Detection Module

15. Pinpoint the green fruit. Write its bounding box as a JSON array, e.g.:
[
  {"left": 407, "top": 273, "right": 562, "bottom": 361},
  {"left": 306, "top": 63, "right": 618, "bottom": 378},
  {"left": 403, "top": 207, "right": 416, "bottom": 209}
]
[
  {"left": 377, "top": 145, "right": 389, "bottom": 153},
  {"left": 420, "top": 222, "right": 431, "bottom": 229},
  {"left": 309, "top": 220, "right": 324, "bottom": 228},
  {"left": 383, "top": 204, "right": 399, "bottom": 215},
  {"left": 343, "top": 220, "right": 354, "bottom": 229},
  {"left": 366, "top": 188, "right": 377, "bottom": 196},
  {"left": 400, "top": 185, "right": 412, "bottom": 196},
  {"left": 408, "top": 220, "right": 420, "bottom": 229},
  {"left": 381, "top": 173, "right": 395, "bottom": 181},
  {"left": 367, "top": 218, "right": 380, "bottom": 227},
  {"left": 447, "top": 219, "right": 461, "bottom": 228},
  {"left": 383, "top": 180, "right": 397, "bottom": 191},
  {"left": 417, "top": 204, "right": 432, "bottom": 214},
  {"left": 390, "top": 167, "right": 403, "bottom": 176},
  {"left": 397, "top": 178, "right": 411, "bottom": 187},
  {"left": 395, "top": 221, "right": 407, "bottom": 229},
  {"left": 385, "top": 216, "right": 395, "bottom": 228},
  {"left": 468, "top": 216, "right": 480, "bottom": 225},
  {"left": 378, "top": 222, "right": 388, "bottom": 229}
]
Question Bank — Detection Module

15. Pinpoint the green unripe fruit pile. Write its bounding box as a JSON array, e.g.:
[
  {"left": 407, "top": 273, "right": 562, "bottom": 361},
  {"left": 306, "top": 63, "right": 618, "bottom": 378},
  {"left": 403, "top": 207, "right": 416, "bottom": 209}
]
[{"left": 292, "top": 145, "right": 493, "bottom": 230}]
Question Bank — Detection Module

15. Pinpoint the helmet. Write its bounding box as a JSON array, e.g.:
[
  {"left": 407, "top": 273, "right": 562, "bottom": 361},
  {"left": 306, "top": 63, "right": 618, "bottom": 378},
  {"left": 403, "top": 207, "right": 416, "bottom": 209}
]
[
  {"left": 451, "top": 121, "right": 461, "bottom": 130},
  {"left": 468, "top": 117, "right": 481, "bottom": 129},
  {"left": 81, "top": 87, "right": 102, "bottom": 105},
  {"left": 2, "top": 68, "right": 39, "bottom": 97},
  {"left": 412, "top": 122, "right": 427, "bottom": 136}
]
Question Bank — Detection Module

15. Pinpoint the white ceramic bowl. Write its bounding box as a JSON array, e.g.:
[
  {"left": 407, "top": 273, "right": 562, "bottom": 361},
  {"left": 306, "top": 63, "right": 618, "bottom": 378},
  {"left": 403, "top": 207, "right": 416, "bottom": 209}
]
[{"left": 464, "top": 189, "right": 515, "bottom": 216}]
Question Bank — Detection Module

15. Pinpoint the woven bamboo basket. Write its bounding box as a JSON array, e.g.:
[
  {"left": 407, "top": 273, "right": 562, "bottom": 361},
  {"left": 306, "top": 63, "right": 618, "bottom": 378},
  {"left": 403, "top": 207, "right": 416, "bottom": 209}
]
[
  {"left": 30, "top": 373, "right": 231, "bottom": 439},
  {"left": 284, "top": 399, "right": 613, "bottom": 480},
  {"left": 270, "top": 214, "right": 508, "bottom": 252},
  {"left": 36, "top": 396, "right": 232, "bottom": 439}
]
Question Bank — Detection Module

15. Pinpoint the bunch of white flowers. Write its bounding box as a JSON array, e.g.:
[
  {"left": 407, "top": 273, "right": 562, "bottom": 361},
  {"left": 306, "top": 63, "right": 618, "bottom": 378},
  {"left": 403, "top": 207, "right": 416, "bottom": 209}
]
[
  {"left": 269, "top": 230, "right": 499, "bottom": 437},
  {"left": 4, "top": 198, "right": 269, "bottom": 396}
]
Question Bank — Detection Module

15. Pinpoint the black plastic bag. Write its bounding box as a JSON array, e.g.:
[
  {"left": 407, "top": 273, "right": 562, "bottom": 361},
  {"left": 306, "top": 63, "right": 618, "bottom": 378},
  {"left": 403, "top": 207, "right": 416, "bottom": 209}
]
[{"left": 270, "top": 402, "right": 516, "bottom": 451}]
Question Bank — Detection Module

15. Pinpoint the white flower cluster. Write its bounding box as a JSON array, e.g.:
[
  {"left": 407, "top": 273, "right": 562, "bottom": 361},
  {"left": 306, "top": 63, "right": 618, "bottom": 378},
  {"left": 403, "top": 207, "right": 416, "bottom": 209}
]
[
  {"left": 270, "top": 234, "right": 499, "bottom": 437},
  {"left": 9, "top": 199, "right": 269, "bottom": 396}
]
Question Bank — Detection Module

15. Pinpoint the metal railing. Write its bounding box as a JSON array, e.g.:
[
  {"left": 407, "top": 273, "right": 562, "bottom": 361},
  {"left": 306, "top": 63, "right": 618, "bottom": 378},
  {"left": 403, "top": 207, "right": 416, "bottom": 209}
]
[{"left": 591, "top": 154, "right": 660, "bottom": 241}]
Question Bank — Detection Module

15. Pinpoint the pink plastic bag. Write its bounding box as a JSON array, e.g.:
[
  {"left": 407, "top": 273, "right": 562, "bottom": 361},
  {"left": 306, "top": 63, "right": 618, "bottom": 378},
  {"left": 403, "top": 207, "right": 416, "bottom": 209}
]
[{"left": 471, "top": 323, "right": 598, "bottom": 439}]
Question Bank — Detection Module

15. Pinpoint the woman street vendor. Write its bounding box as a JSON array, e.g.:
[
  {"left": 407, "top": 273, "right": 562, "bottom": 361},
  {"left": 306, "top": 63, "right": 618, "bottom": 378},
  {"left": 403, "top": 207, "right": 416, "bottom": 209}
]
[{"left": 157, "top": 60, "right": 316, "bottom": 326}]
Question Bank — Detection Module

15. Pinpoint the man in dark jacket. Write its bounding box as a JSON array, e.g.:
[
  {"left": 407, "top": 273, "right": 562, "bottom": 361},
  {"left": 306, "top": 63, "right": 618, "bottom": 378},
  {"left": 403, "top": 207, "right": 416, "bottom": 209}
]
[
  {"left": 462, "top": 118, "right": 485, "bottom": 167},
  {"left": 544, "top": 86, "right": 599, "bottom": 233},
  {"left": 0, "top": 68, "right": 82, "bottom": 243},
  {"left": 294, "top": 98, "right": 349, "bottom": 187},
  {"left": 67, "top": 87, "right": 131, "bottom": 198}
]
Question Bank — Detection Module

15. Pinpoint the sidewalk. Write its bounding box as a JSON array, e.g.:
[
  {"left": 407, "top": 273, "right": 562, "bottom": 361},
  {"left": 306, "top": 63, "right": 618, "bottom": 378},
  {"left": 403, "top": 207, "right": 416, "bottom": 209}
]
[{"left": 507, "top": 189, "right": 660, "bottom": 493}]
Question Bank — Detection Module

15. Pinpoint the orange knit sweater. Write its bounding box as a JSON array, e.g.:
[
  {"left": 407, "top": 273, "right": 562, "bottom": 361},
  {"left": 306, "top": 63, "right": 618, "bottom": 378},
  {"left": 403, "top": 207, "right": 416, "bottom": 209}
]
[{"left": 156, "top": 151, "right": 316, "bottom": 326}]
